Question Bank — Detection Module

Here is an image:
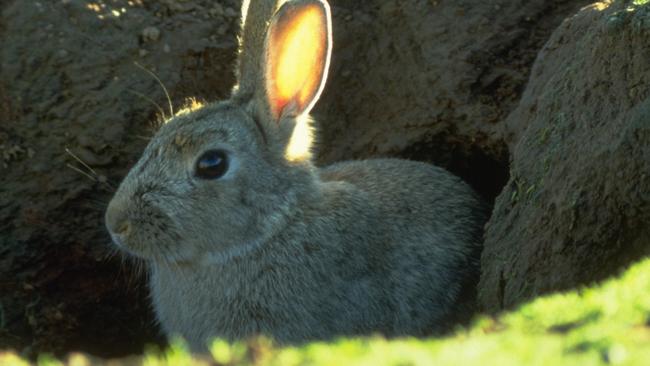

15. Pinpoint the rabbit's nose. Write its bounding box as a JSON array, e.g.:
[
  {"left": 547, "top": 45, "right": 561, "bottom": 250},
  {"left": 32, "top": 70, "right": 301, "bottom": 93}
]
[{"left": 105, "top": 200, "right": 132, "bottom": 246}]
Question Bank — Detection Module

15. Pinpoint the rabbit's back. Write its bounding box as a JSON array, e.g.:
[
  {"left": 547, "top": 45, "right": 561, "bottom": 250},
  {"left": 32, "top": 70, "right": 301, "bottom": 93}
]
[
  {"left": 320, "top": 158, "right": 486, "bottom": 242},
  {"left": 320, "top": 158, "right": 488, "bottom": 333}
]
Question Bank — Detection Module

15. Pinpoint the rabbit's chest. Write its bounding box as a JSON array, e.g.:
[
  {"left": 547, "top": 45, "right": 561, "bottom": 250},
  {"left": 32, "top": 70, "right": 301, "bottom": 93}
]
[
  {"left": 148, "top": 252, "right": 388, "bottom": 345},
  {"left": 149, "top": 265, "right": 261, "bottom": 339},
  {"left": 148, "top": 262, "right": 322, "bottom": 342}
]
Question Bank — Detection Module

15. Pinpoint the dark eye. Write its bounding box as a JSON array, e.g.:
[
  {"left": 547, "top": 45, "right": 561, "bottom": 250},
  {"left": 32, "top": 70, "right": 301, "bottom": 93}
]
[{"left": 195, "top": 150, "right": 229, "bottom": 179}]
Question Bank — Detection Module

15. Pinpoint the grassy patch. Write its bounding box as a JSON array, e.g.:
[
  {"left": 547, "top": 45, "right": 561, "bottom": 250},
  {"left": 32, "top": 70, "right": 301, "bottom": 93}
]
[{"left": 1, "top": 257, "right": 650, "bottom": 365}]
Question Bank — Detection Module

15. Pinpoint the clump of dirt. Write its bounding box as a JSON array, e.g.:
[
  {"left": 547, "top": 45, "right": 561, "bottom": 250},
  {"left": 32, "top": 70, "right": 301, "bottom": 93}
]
[{"left": 479, "top": 1, "right": 650, "bottom": 311}]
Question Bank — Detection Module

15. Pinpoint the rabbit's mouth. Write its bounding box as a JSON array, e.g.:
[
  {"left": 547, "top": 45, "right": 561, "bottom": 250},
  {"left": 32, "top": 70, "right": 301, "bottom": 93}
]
[
  {"left": 109, "top": 231, "right": 127, "bottom": 248},
  {"left": 107, "top": 220, "right": 170, "bottom": 260},
  {"left": 106, "top": 217, "right": 137, "bottom": 252},
  {"left": 107, "top": 229, "right": 147, "bottom": 259},
  {"left": 106, "top": 195, "right": 191, "bottom": 262}
]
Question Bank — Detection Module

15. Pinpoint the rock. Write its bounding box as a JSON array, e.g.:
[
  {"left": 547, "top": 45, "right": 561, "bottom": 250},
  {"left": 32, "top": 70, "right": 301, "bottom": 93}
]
[
  {"left": 479, "top": 1, "right": 650, "bottom": 312},
  {"left": 141, "top": 26, "right": 160, "bottom": 42}
]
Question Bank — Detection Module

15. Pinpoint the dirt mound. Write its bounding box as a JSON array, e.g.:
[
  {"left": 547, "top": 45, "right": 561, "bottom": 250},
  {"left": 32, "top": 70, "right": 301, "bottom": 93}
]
[{"left": 479, "top": 1, "right": 650, "bottom": 311}]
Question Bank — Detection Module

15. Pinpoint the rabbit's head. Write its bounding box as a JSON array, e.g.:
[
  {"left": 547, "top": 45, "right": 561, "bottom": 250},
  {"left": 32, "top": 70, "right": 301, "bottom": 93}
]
[{"left": 105, "top": 0, "right": 332, "bottom": 264}]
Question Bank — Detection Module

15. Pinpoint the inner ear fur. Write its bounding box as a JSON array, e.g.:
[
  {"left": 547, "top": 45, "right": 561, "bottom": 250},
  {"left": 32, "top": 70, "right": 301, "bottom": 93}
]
[{"left": 263, "top": 0, "right": 332, "bottom": 121}]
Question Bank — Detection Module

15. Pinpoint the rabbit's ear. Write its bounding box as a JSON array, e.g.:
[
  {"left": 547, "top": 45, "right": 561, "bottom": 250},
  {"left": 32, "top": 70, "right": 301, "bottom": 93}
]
[
  {"left": 263, "top": 0, "right": 332, "bottom": 121},
  {"left": 235, "top": 0, "right": 282, "bottom": 97}
]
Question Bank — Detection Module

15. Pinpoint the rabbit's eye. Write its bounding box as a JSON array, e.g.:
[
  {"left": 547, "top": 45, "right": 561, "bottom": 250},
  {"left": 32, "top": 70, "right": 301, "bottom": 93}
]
[{"left": 195, "top": 150, "right": 229, "bottom": 180}]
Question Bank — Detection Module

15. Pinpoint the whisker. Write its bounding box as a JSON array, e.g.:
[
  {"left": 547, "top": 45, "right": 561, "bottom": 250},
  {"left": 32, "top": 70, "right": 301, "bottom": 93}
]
[
  {"left": 65, "top": 148, "right": 119, "bottom": 193},
  {"left": 85, "top": 203, "right": 110, "bottom": 212},
  {"left": 103, "top": 248, "right": 119, "bottom": 262},
  {"left": 126, "top": 89, "right": 167, "bottom": 121},
  {"left": 86, "top": 197, "right": 110, "bottom": 205},
  {"left": 119, "top": 253, "right": 146, "bottom": 291},
  {"left": 66, "top": 163, "right": 98, "bottom": 182},
  {"left": 65, "top": 148, "right": 99, "bottom": 178},
  {"left": 95, "top": 174, "right": 117, "bottom": 191},
  {"left": 134, "top": 61, "right": 174, "bottom": 118},
  {"left": 103, "top": 181, "right": 116, "bottom": 191}
]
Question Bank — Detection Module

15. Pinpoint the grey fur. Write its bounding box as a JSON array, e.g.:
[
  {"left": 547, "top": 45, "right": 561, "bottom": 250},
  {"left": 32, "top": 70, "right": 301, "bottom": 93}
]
[
  {"left": 234, "top": 0, "right": 284, "bottom": 97},
  {"left": 105, "top": 0, "right": 488, "bottom": 352}
]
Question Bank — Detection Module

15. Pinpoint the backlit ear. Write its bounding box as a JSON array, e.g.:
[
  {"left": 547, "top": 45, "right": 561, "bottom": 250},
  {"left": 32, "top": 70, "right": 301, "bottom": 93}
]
[{"left": 264, "top": 0, "right": 332, "bottom": 120}]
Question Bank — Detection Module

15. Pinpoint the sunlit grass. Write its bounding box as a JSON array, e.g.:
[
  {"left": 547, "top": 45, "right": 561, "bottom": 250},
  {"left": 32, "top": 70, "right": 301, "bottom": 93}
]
[{"left": 0, "top": 353, "right": 30, "bottom": 366}]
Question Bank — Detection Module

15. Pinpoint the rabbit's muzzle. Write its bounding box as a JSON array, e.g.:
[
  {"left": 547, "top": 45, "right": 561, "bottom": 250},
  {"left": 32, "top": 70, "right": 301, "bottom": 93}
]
[
  {"left": 105, "top": 198, "right": 133, "bottom": 248},
  {"left": 106, "top": 190, "right": 188, "bottom": 262}
]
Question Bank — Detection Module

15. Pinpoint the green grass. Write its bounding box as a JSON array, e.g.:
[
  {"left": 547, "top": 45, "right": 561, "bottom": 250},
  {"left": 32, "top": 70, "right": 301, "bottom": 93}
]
[{"left": 1, "top": 257, "right": 649, "bottom": 365}]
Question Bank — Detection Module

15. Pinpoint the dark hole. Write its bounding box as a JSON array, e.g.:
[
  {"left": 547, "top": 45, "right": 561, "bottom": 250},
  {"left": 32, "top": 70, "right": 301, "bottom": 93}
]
[{"left": 398, "top": 137, "right": 510, "bottom": 206}]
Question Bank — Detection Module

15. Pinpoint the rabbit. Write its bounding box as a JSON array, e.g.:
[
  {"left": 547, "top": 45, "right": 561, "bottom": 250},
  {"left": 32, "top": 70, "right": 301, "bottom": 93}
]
[{"left": 105, "top": 0, "right": 488, "bottom": 352}]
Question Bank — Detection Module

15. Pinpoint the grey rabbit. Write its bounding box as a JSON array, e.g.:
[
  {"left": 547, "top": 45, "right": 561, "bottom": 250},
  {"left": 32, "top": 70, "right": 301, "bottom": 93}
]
[{"left": 105, "top": 0, "right": 488, "bottom": 352}]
